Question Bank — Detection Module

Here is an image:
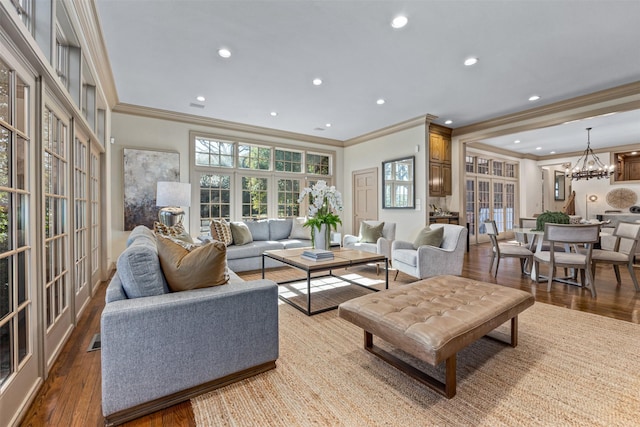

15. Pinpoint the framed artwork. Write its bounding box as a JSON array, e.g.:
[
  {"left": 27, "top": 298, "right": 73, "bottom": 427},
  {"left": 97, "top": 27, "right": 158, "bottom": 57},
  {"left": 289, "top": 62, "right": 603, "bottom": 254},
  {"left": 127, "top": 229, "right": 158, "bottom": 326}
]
[
  {"left": 554, "top": 170, "right": 565, "bottom": 201},
  {"left": 123, "top": 148, "right": 180, "bottom": 230}
]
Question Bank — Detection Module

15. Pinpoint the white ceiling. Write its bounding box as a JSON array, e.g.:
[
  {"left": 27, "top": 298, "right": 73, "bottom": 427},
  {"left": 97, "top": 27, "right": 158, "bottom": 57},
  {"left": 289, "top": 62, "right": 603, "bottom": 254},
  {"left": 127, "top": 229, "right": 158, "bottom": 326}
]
[{"left": 94, "top": 0, "right": 640, "bottom": 154}]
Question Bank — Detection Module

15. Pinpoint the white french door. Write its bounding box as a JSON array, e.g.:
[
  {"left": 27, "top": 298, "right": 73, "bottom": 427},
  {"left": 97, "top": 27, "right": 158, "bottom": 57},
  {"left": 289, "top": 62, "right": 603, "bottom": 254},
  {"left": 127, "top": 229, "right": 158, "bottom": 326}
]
[
  {"left": 89, "top": 144, "right": 101, "bottom": 290},
  {"left": 73, "top": 132, "right": 90, "bottom": 316}
]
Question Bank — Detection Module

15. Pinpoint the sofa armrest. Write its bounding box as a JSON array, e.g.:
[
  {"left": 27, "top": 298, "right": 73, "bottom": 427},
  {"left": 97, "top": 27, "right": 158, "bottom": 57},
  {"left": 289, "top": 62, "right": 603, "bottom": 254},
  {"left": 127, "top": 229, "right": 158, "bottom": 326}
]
[
  {"left": 377, "top": 237, "right": 393, "bottom": 259},
  {"left": 101, "top": 280, "right": 279, "bottom": 417},
  {"left": 392, "top": 240, "right": 414, "bottom": 251},
  {"left": 416, "top": 245, "right": 461, "bottom": 277}
]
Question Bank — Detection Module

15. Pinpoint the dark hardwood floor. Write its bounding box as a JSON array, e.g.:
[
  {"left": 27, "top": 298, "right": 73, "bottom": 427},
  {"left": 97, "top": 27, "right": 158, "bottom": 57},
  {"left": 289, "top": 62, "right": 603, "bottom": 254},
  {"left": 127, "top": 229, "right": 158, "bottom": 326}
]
[{"left": 19, "top": 242, "right": 640, "bottom": 426}]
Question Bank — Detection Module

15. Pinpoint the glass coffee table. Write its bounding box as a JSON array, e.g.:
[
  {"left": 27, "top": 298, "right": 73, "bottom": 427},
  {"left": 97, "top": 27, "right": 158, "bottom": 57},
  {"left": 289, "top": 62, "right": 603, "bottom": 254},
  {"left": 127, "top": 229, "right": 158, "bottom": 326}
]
[{"left": 262, "top": 247, "right": 388, "bottom": 316}]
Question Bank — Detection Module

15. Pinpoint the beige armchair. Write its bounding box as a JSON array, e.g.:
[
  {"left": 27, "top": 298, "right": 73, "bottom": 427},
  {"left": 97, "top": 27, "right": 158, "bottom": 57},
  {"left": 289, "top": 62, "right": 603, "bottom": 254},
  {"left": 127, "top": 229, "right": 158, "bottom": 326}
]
[{"left": 392, "top": 224, "right": 468, "bottom": 280}]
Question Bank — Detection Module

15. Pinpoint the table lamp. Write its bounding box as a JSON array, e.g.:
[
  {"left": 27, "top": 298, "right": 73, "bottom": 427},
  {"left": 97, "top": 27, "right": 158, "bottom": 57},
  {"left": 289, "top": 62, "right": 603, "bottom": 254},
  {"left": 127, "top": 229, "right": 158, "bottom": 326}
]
[{"left": 156, "top": 181, "right": 191, "bottom": 226}]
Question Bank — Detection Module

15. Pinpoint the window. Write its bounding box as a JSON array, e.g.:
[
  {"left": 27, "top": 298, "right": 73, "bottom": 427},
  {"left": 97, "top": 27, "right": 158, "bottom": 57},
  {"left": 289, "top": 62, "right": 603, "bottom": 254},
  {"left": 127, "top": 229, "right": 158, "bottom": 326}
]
[
  {"left": 477, "top": 158, "right": 489, "bottom": 175},
  {"left": 493, "top": 161, "right": 503, "bottom": 177},
  {"left": 11, "top": 0, "right": 32, "bottom": 30},
  {"left": 306, "top": 153, "right": 330, "bottom": 175},
  {"left": 241, "top": 177, "right": 268, "bottom": 219},
  {"left": 199, "top": 174, "right": 231, "bottom": 225},
  {"left": 191, "top": 132, "right": 335, "bottom": 226},
  {"left": 277, "top": 179, "right": 300, "bottom": 217},
  {"left": 195, "top": 137, "right": 234, "bottom": 168},
  {"left": 55, "top": 41, "right": 69, "bottom": 88},
  {"left": 275, "top": 148, "right": 302, "bottom": 173},
  {"left": 238, "top": 144, "right": 270, "bottom": 170},
  {"left": 465, "top": 155, "right": 475, "bottom": 173}
]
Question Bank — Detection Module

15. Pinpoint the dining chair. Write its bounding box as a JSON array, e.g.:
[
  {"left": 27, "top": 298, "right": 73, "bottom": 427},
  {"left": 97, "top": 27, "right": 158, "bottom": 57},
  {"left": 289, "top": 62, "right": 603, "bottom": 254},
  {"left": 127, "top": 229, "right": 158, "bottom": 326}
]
[
  {"left": 590, "top": 221, "right": 640, "bottom": 292},
  {"left": 515, "top": 217, "right": 537, "bottom": 247},
  {"left": 533, "top": 223, "right": 601, "bottom": 297},
  {"left": 485, "top": 220, "right": 534, "bottom": 277}
]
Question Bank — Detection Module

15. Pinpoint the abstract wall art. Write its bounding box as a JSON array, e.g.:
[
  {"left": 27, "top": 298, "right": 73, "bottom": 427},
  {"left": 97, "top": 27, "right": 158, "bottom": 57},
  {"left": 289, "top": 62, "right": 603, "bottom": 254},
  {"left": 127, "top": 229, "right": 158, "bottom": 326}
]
[{"left": 123, "top": 148, "right": 180, "bottom": 230}]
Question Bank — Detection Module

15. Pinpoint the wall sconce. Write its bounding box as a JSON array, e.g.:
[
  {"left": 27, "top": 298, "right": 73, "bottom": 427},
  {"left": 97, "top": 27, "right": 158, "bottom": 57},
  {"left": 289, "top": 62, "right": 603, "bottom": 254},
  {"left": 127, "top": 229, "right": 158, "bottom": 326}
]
[{"left": 156, "top": 181, "right": 191, "bottom": 226}]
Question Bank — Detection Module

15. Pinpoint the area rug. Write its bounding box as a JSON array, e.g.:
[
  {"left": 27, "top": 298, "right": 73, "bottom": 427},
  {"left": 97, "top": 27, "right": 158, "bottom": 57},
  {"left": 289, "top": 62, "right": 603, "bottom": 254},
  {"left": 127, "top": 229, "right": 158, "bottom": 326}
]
[{"left": 192, "top": 292, "right": 640, "bottom": 426}]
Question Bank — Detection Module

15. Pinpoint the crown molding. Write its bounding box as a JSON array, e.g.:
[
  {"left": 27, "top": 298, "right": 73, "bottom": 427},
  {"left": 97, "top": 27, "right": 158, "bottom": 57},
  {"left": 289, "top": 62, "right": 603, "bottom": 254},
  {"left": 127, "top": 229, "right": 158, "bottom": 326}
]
[
  {"left": 113, "top": 103, "right": 344, "bottom": 147},
  {"left": 453, "top": 81, "right": 640, "bottom": 142},
  {"left": 343, "top": 114, "right": 438, "bottom": 147},
  {"left": 465, "top": 142, "right": 538, "bottom": 160}
]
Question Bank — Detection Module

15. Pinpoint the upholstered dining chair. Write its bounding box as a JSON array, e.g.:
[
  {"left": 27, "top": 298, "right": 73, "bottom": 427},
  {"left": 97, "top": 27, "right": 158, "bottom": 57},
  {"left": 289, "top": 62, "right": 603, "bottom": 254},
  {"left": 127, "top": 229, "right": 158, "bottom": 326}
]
[
  {"left": 485, "top": 220, "right": 534, "bottom": 277},
  {"left": 533, "top": 223, "right": 601, "bottom": 297},
  {"left": 590, "top": 221, "right": 640, "bottom": 292}
]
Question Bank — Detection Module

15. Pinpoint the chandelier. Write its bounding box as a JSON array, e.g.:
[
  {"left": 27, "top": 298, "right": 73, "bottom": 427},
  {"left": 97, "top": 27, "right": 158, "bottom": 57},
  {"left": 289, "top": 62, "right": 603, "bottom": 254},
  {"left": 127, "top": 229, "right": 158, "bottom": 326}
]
[{"left": 565, "top": 127, "right": 614, "bottom": 180}]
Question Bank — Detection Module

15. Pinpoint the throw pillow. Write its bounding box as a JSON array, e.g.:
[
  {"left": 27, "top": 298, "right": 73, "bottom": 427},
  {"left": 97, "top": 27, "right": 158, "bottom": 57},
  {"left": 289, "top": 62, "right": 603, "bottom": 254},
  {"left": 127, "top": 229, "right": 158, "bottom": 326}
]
[
  {"left": 230, "top": 221, "right": 253, "bottom": 245},
  {"left": 153, "top": 221, "right": 194, "bottom": 244},
  {"left": 359, "top": 222, "right": 384, "bottom": 243},
  {"left": 413, "top": 226, "right": 444, "bottom": 249},
  {"left": 156, "top": 235, "right": 229, "bottom": 292},
  {"left": 289, "top": 217, "right": 312, "bottom": 240},
  {"left": 210, "top": 219, "right": 233, "bottom": 246},
  {"left": 117, "top": 238, "right": 169, "bottom": 298}
]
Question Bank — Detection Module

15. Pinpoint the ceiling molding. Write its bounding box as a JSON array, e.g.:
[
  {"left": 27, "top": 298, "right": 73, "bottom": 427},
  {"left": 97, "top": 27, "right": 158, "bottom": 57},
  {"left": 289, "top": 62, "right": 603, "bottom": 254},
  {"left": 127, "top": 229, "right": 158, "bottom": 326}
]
[
  {"left": 343, "top": 114, "right": 438, "bottom": 147},
  {"left": 465, "top": 142, "right": 538, "bottom": 160},
  {"left": 453, "top": 81, "right": 640, "bottom": 142},
  {"left": 113, "top": 103, "right": 344, "bottom": 147}
]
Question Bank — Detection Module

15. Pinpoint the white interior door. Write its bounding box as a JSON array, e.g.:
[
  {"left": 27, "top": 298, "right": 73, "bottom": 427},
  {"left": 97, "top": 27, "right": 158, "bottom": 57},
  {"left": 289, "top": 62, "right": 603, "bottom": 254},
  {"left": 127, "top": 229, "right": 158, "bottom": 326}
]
[{"left": 352, "top": 168, "right": 378, "bottom": 234}]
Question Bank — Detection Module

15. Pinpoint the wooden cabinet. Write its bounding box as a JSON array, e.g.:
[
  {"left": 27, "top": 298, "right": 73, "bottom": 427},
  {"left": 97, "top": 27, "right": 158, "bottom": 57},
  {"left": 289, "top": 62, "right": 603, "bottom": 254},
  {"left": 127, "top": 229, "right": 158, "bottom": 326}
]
[
  {"left": 429, "top": 212, "right": 460, "bottom": 224},
  {"left": 428, "top": 124, "right": 452, "bottom": 196}
]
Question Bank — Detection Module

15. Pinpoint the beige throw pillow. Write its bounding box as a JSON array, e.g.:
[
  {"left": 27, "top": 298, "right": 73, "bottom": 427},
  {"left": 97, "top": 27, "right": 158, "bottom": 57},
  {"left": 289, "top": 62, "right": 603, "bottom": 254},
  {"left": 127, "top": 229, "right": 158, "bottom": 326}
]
[
  {"left": 156, "top": 235, "right": 229, "bottom": 292},
  {"left": 210, "top": 219, "right": 233, "bottom": 246},
  {"left": 359, "top": 222, "right": 384, "bottom": 243},
  {"left": 413, "top": 226, "right": 444, "bottom": 250},
  {"left": 230, "top": 221, "right": 253, "bottom": 245},
  {"left": 289, "top": 217, "right": 312, "bottom": 240}
]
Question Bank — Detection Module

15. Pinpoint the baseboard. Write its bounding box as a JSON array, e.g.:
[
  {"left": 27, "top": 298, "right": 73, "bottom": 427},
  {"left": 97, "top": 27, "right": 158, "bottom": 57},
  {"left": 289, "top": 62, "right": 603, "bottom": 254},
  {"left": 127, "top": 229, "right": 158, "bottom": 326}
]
[{"left": 103, "top": 360, "right": 277, "bottom": 426}]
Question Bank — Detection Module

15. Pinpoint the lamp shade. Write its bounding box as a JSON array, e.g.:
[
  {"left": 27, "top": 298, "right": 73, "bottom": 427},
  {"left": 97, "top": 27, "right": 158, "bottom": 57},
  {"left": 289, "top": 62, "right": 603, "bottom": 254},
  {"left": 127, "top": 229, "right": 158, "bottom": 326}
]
[{"left": 156, "top": 181, "right": 191, "bottom": 207}]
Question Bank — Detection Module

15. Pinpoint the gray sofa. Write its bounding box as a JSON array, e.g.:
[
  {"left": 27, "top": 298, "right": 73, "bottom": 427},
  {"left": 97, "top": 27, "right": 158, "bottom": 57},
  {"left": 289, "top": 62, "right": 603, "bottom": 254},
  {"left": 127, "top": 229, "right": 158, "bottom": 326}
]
[
  {"left": 214, "top": 218, "right": 312, "bottom": 272},
  {"left": 101, "top": 226, "right": 279, "bottom": 426}
]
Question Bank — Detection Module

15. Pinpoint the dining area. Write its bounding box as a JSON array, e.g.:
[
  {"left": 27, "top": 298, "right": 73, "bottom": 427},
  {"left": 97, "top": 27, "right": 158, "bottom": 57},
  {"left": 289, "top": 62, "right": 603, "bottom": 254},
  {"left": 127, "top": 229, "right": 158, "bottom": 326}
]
[{"left": 486, "top": 217, "right": 640, "bottom": 298}]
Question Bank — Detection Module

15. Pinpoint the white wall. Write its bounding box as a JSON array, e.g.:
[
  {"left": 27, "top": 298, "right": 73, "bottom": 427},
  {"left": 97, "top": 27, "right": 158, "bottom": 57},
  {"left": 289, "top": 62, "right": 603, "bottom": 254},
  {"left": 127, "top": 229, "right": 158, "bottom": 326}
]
[
  {"left": 109, "top": 112, "right": 344, "bottom": 262},
  {"left": 343, "top": 125, "right": 427, "bottom": 241}
]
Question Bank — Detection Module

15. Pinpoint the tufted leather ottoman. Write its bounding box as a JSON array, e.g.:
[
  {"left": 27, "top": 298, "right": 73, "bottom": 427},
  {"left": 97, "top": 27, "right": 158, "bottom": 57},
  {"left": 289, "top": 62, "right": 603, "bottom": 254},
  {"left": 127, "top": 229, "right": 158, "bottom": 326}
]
[{"left": 338, "top": 275, "right": 534, "bottom": 398}]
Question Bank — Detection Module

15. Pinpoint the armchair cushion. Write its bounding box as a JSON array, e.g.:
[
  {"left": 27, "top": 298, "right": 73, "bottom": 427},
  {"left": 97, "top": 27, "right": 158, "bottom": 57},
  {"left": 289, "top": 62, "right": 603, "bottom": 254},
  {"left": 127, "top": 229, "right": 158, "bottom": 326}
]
[
  {"left": 230, "top": 222, "right": 253, "bottom": 245},
  {"left": 360, "top": 221, "right": 384, "bottom": 243},
  {"left": 413, "top": 226, "right": 444, "bottom": 249},
  {"left": 393, "top": 249, "right": 417, "bottom": 267},
  {"left": 156, "top": 235, "right": 229, "bottom": 292}
]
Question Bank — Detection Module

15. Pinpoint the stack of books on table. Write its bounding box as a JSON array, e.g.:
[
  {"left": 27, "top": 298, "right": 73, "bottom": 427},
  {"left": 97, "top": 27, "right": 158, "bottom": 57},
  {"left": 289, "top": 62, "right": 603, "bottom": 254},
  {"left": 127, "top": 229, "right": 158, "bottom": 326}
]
[{"left": 301, "top": 249, "right": 334, "bottom": 262}]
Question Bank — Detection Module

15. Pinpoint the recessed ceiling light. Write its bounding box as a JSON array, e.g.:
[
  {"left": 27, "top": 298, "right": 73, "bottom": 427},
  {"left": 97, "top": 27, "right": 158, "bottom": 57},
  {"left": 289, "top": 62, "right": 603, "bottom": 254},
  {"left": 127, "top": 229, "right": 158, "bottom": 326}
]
[
  {"left": 196, "top": 95, "right": 205, "bottom": 102},
  {"left": 270, "top": 111, "right": 277, "bottom": 117},
  {"left": 325, "top": 123, "right": 332, "bottom": 127},
  {"left": 632, "top": 151, "right": 638, "bottom": 155},
  {"left": 376, "top": 98, "right": 386, "bottom": 105},
  {"left": 464, "top": 57, "right": 478, "bottom": 66},
  {"left": 391, "top": 16, "right": 408, "bottom": 29},
  {"left": 550, "top": 151, "right": 556, "bottom": 154},
  {"left": 529, "top": 95, "right": 541, "bottom": 101},
  {"left": 218, "top": 48, "right": 231, "bottom": 58},
  {"left": 312, "top": 78, "right": 323, "bottom": 86},
  {"left": 535, "top": 147, "right": 542, "bottom": 150},
  {"left": 514, "top": 140, "right": 521, "bottom": 144},
  {"left": 444, "top": 120, "right": 453, "bottom": 125}
]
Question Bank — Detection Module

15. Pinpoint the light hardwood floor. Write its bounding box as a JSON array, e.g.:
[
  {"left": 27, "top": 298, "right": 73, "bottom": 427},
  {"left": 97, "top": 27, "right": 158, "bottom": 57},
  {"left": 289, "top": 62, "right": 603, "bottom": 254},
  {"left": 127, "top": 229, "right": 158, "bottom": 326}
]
[{"left": 19, "top": 242, "right": 640, "bottom": 426}]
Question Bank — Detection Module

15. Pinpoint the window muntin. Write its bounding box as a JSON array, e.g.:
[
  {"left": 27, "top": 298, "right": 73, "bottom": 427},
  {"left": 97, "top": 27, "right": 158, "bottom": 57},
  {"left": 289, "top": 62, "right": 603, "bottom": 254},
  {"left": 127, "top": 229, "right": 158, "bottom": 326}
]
[
  {"left": 238, "top": 144, "right": 271, "bottom": 170},
  {"left": 199, "top": 174, "right": 231, "bottom": 224},
  {"left": 465, "top": 155, "right": 475, "bottom": 173},
  {"left": 477, "top": 157, "right": 489, "bottom": 175},
  {"left": 195, "top": 137, "right": 234, "bottom": 168},
  {"left": 493, "top": 161, "right": 503, "bottom": 177}
]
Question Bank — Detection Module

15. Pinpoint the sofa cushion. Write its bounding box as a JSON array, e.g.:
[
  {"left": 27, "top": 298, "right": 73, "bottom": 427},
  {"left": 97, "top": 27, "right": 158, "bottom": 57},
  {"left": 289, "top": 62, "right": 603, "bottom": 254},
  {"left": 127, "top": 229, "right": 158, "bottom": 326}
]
[
  {"left": 245, "top": 219, "right": 270, "bottom": 241},
  {"left": 413, "top": 226, "right": 444, "bottom": 249},
  {"left": 269, "top": 218, "right": 292, "bottom": 240},
  {"left": 153, "top": 221, "right": 194, "bottom": 243},
  {"left": 394, "top": 249, "right": 418, "bottom": 267},
  {"left": 280, "top": 239, "right": 312, "bottom": 249},
  {"left": 117, "top": 237, "right": 169, "bottom": 298},
  {"left": 210, "top": 219, "right": 233, "bottom": 246},
  {"left": 156, "top": 235, "right": 229, "bottom": 292},
  {"left": 289, "top": 217, "right": 311, "bottom": 240},
  {"left": 360, "top": 221, "right": 384, "bottom": 243},
  {"left": 230, "top": 221, "right": 254, "bottom": 245}
]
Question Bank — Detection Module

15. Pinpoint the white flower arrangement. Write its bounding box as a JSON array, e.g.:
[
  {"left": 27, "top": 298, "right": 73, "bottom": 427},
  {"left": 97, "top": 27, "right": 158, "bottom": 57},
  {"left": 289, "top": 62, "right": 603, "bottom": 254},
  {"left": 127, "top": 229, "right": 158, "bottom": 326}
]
[{"left": 297, "top": 180, "right": 343, "bottom": 245}]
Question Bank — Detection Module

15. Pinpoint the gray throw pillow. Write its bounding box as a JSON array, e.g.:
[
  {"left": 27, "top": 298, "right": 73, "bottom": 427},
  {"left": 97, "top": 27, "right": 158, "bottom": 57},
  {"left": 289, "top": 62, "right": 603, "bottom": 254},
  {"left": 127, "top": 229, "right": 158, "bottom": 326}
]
[
  {"left": 230, "top": 221, "right": 254, "bottom": 245},
  {"left": 116, "top": 240, "right": 169, "bottom": 298},
  {"left": 359, "top": 222, "right": 384, "bottom": 243},
  {"left": 413, "top": 226, "right": 444, "bottom": 249}
]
